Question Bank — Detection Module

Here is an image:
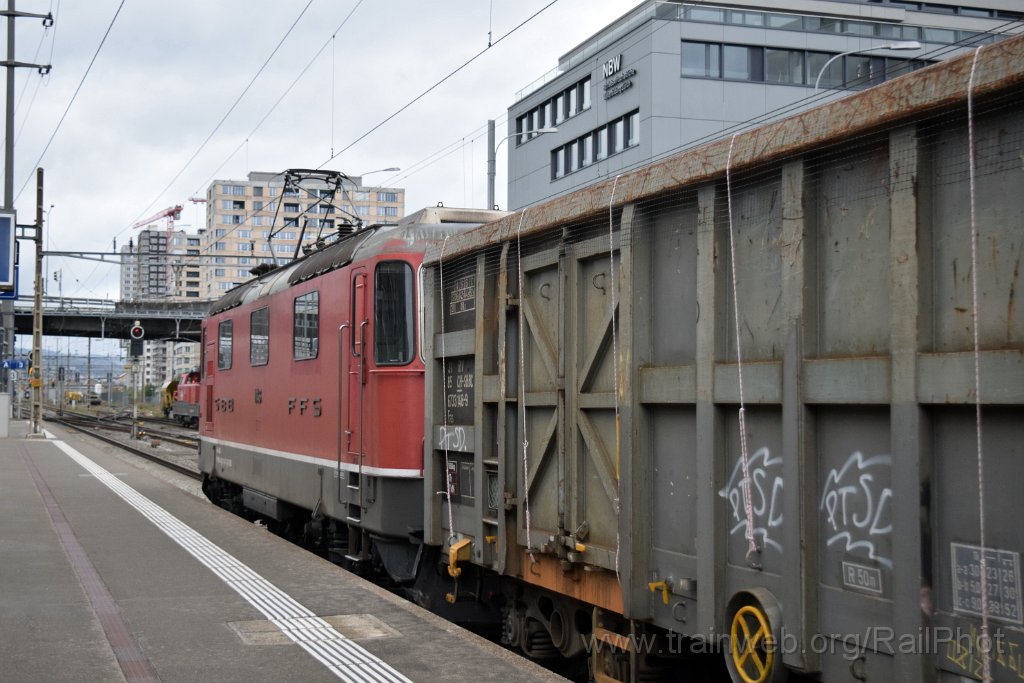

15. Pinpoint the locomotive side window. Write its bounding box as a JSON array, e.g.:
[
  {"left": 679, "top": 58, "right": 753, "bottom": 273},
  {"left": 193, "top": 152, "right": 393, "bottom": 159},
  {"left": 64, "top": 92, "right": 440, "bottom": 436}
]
[
  {"left": 293, "top": 291, "right": 319, "bottom": 360},
  {"left": 374, "top": 261, "right": 414, "bottom": 365},
  {"left": 217, "top": 320, "right": 233, "bottom": 370},
  {"left": 250, "top": 307, "right": 269, "bottom": 366}
]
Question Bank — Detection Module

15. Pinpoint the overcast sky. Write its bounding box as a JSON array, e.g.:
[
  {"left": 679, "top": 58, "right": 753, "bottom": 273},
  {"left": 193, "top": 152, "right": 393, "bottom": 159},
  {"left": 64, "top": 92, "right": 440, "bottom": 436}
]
[{"left": 6, "top": 0, "right": 630, "bottom": 309}]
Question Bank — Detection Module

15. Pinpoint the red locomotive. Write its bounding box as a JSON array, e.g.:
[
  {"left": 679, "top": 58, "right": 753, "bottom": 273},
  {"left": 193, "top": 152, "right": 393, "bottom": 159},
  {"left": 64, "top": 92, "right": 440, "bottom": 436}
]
[
  {"left": 171, "top": 371, "right": 200, "bottom": 427},
  {"left": 198, "top": 206, "right": 505, "bottom": 618}
]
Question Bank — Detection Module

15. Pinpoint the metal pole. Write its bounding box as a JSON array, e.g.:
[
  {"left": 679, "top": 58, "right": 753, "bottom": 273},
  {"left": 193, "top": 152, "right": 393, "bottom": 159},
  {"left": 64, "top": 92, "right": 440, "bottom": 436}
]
[
  {"left": 2, "top": 0, "right": 15, "bottom": 395},
  {"left": 30, "top": 168, "right": 42, "bottom": 433},
  {"left": 486, "top": 119, "right": 495, "bottom": 210}
]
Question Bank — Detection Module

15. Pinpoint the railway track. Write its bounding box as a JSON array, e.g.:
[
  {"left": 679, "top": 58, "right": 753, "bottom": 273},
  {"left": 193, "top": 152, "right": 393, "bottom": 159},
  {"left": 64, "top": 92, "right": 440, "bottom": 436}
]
[{"left": 46, "top": 413, "right": 201, "bottom": 481}]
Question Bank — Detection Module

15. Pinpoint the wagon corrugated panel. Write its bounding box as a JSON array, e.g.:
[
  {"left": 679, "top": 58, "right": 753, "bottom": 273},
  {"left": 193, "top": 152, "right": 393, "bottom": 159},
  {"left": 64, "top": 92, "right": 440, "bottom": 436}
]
[{"left": 424, "top": 35, "right": 1024, "bottom": 683}]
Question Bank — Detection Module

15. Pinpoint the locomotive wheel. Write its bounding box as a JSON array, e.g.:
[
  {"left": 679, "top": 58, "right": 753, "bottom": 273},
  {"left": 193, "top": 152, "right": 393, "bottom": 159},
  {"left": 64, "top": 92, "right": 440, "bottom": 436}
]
[{"left": 725, "top": 589, "right": 786, "bottom": 683}]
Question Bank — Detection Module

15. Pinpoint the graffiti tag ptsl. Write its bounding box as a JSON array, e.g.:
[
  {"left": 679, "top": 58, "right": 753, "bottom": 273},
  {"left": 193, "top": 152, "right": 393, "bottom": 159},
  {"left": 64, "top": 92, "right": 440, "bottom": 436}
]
[
  {"left": 820, "top": 452, "right": 893, "bottom": 569},
  {"left": 719, "top": 447, "right": 785, "bottom": 553}
]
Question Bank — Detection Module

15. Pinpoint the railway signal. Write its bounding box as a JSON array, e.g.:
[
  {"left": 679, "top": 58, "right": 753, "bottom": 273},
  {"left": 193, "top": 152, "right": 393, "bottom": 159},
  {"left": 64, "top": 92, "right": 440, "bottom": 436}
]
[{"left": 129, "top": 320, "right": 145, "bottom": 340}]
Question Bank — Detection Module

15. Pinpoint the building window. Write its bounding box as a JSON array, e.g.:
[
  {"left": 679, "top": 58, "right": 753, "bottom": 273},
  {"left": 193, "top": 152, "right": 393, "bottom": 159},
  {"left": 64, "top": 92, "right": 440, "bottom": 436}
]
[
  {"left": 250, "top": 307, "right": 269, "bottom": 366},
  {"left": 766, "top": 48, "right": 804, "bottom": 84},
  {"left": 728, "top": 9, "right": 764, "bottom": 26},
  {"left": 214, "top": 268, "right": 225, "bottom": 277},
  {"left": 374, "top": 261, "right": 414, "bottom": 365},
  {"left": 376, "top": 191, "right": 397, "bottom": 202},
  {"left": 378, "top": 205, "right": 398, "bottom": 217},
  {"left": 222, "top": 184, "right": 245, "bottom": 196},
  {"left": 809, "top": 51, "right": 842, "bottom": 88},
  {"left": 682, "top": 41, "right": 720, "bottom": 78},
  {"left": 253, "top": 186, "right": 263, "bottom": 197},
  {"left": 517, "top": 75, "right": 591, "bottom": 146},
  {"left": 214, "top": 228, "right": 227, "bottom": 237},
  {"left": 215, "top": 242, "right": 226, "bottom": 251},
  {"left": 551, "top": 110, "right": 639, "bottom": 179},
  {"left": 187, "top": 238, "right": 200, "bottom": 246},
  {"left": 239, "top": 229, "right": 252, "bottom": 238},
  {"left": 355, "top": 205, "right": 369, "bottom": 216},
  {"left": 218, "top": 320, "right": 233, "bottom": 369},
  {"left": 686, "top": 6, "right": 724, "bottom": 22},
  {"left": 253, "top": 201, "right": 263, "bottom": 211},
  {"left": 283, "top": 187, "right": 300, "bottom": 197},
  {"left": 293, "top": 291, "right": 319, "bottom": 360},
  {"left": 283, "top": 203, "right": 300, "bottom": 213},
  {"left": 186, "top": 271, "right": 200, "bottom": 278},
  {"left": 723, "top": 45, "right": 762, "bottom": 81}
]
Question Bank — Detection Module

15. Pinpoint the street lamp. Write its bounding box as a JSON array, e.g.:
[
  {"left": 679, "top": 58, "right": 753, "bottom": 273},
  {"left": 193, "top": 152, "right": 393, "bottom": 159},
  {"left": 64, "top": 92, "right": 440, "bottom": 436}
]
[
  {"left": 814, "top": 41, "right": 922, "bottom": 91},
  {"left": 487, "top": 119, "right": 558, "bottom": 210},
  {"left": 357, "top": 167, "right": 400, "bottom": 180}
]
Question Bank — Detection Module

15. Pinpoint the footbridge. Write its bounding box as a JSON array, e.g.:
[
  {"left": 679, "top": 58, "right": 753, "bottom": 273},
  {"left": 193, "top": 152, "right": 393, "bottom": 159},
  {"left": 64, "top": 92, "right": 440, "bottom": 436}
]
[{"left": 12, "top": 297, "right": 208, "bottom": 340}]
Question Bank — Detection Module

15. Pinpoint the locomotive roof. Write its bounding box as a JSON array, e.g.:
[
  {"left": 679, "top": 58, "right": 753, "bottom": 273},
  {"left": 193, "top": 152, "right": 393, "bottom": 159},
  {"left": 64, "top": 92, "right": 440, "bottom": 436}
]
[{"left": 208, "top": 206, "right": 507, "bottom": 316}]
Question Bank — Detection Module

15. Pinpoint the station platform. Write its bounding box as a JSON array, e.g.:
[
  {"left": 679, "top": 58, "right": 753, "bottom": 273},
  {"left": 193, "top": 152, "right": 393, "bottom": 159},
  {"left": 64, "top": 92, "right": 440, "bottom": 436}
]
[{"left": 0, "top": 420, "right": 566, "bottom": 683}]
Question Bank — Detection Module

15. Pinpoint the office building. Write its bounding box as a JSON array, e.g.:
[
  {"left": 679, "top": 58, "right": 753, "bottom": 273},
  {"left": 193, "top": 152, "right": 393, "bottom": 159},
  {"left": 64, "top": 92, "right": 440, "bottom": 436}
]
[{"left": 507, "top": 0, "right": 1022, "bottom": 209}]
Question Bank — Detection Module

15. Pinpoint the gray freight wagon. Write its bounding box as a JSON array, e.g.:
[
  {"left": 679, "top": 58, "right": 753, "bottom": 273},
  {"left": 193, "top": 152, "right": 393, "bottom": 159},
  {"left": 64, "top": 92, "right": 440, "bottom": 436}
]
[{"left": 423, "top": 35, "right": 1024, "bottom": 683}]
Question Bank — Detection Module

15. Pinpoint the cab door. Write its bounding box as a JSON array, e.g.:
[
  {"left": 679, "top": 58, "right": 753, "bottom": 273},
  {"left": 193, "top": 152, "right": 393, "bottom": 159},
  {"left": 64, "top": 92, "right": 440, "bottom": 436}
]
[{"left": 342, "top": 267, "right": 369, "bottom": 520}]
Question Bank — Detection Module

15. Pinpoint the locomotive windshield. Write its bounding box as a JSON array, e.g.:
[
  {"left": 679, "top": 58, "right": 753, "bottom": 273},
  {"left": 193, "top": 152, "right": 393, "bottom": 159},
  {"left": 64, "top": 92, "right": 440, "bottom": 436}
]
[{"left": 374, "top": 261, "right": 414, "bottom": 365}]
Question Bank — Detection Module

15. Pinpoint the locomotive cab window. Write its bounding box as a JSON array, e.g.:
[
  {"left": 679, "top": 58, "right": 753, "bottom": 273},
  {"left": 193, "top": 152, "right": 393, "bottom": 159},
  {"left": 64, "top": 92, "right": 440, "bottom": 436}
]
[
  {"left": 250, "top": 307, "right": 269, "bottom": 366},
  {"left": 374, "top": 261, "right": 414, "bottom": 365},
  {"left": 217, "top": 320, "right": 232, "bottom": 370},
  {"left": 293, "top": 291, "right": 319, "bottom": 360}
]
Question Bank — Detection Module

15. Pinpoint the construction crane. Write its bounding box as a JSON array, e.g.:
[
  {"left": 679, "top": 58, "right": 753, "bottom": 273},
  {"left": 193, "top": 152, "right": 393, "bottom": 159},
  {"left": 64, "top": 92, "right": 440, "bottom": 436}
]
[
  {"left": 131, "top": 205, "right": 183, "bottom": 296},
  {"left": 130, "top": 204, "right": 183, "bottom": 231}
]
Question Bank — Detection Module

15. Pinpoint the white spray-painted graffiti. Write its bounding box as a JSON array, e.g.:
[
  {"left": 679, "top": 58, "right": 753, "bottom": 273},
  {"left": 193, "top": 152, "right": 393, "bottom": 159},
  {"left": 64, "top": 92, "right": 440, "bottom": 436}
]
[
  {"left": 820, "top": 452, "right": 893, "bottom": 569},
  {"left": 719, "top": 447, "right": 785, "bottom": 553},
  {"left": 436, "top": 425, "right": 473, "bottom": 453}
]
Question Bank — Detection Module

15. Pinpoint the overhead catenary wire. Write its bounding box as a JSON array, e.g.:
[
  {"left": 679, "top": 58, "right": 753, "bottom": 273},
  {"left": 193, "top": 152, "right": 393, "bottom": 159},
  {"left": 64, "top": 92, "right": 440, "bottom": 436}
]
[
  {"left": 188, "top": 0, "right": 366, "bottom": 202},
  {"left": 125, "top": 0, "right": 317, "bottom": 231},
  {"left": 315, "top": 0, "right": 561, "bottom": 169},
  {"left": 14, "top": 0, "right": 125, "bottom": 204}
]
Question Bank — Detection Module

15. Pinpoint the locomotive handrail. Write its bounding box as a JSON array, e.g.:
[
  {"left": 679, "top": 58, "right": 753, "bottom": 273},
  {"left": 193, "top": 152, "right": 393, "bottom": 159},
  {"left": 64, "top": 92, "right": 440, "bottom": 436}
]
[
  {"left": 357, "top": 320, "right": 369, "bottom": 512},
  {"left": 337, "top": 322, "right": 351, "bottom": 505}
]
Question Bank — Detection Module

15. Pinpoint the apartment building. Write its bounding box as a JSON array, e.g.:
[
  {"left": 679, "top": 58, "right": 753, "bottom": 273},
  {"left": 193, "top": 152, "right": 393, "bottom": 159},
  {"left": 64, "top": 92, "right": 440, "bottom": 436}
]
[
  {"left": 120, "top": 227, "right": 204, "bottom": 387},
  {"left": 203, "top": 171, "right": 405, "bottom": 298}
]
